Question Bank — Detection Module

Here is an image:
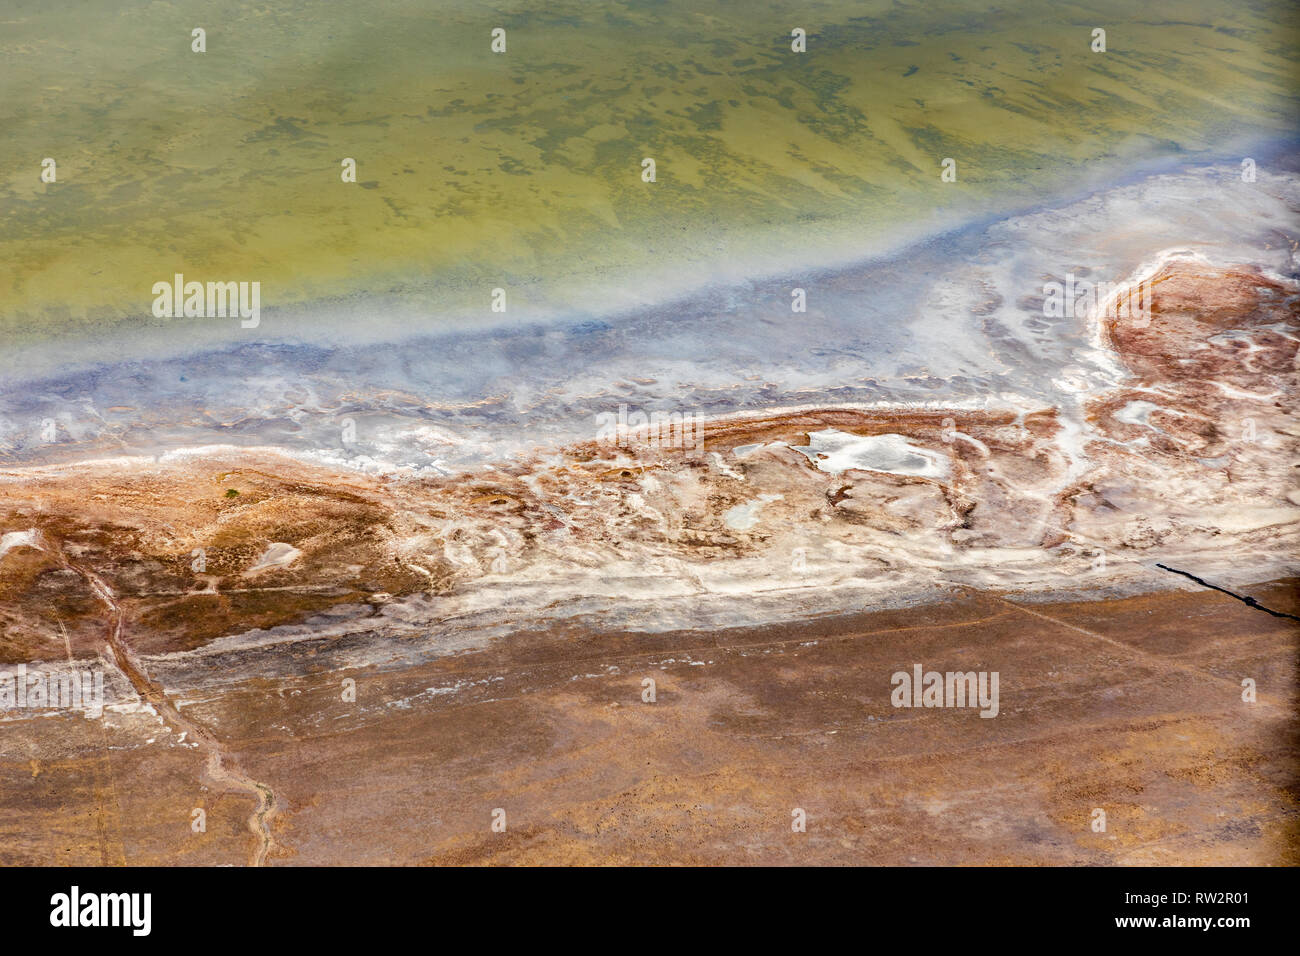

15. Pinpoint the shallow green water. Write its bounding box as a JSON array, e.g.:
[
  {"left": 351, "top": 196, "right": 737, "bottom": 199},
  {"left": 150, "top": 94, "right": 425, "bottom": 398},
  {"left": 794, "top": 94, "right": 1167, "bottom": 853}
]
[{"left": 1, "top": 0, "right": 1296, "bottom": 348}]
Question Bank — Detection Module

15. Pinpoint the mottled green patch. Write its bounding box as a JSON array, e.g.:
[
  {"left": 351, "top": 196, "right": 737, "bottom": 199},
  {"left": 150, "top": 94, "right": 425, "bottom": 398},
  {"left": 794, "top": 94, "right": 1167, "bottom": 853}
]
[{"left": 0, "top": 0, "right": 1296, "bottom": 348}]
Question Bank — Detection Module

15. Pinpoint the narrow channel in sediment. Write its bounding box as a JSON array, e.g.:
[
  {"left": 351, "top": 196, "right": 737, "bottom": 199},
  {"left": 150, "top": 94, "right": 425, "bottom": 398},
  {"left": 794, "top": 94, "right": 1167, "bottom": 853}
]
[{"left": 58, "top": 549, "right": 277, "bottom": 867}]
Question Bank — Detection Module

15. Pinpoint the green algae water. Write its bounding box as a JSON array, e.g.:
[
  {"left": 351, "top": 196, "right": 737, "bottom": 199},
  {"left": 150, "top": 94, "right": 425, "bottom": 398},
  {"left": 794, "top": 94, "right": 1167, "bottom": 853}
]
[{"left": 1, "top": 0, "right": 1297, "bottom": 350}]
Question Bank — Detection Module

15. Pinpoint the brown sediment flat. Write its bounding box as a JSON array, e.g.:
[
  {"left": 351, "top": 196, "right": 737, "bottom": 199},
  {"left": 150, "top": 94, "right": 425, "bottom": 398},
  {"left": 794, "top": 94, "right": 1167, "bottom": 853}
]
[{"left": 1, "top": 580, "right": 1294, "bottom": 865}]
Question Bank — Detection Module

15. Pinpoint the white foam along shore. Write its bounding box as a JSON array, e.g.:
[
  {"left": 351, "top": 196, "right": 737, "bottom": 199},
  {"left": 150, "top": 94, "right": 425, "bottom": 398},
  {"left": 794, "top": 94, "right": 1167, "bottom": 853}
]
[{"left": 0, "top": 390, "right": 1054, "bottom": 482}]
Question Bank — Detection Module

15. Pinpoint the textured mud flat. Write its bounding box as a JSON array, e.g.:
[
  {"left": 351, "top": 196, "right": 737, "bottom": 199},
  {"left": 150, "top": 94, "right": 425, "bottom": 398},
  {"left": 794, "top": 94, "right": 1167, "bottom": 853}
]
[
  {"left": 0, "top": 255, "right": 1296, "bottom": 865},
  {"left": 1, "top": 580, "right": 1295, "bottom": 865},
  {"left": 161, "top": 579, "right": 1300, "bottom": 866}
]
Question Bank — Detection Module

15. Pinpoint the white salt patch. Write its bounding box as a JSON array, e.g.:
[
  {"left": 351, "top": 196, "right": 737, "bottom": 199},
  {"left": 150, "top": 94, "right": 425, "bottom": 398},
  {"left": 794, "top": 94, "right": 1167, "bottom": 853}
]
[
  {"left": 1212, "top": 382, "right": 1282, "bottom": 402},
  {"left": 709, "top": 452, "right": 743, "bottom": 479},
  {"left": 1114, "top": 401, "right": 1162, "bottom": 427},
  {"left": 723, "top": 494, "right": 782, "bottom": 530},
  {"left": 0, "top": 529, "right": 44, "bottom": 562},
  {"left": 792, "top": 430, "right": 949, "bottom": 479},
  {"left": 248, "top": 542, "right": 302, "bottom": 572}
]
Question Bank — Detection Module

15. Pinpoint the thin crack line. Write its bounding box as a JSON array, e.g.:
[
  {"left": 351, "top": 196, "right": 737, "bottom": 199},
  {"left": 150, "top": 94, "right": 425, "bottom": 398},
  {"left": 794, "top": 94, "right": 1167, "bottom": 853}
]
[{"left": 1155, "top": 564, "right": 1300, "bottom": 622}]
